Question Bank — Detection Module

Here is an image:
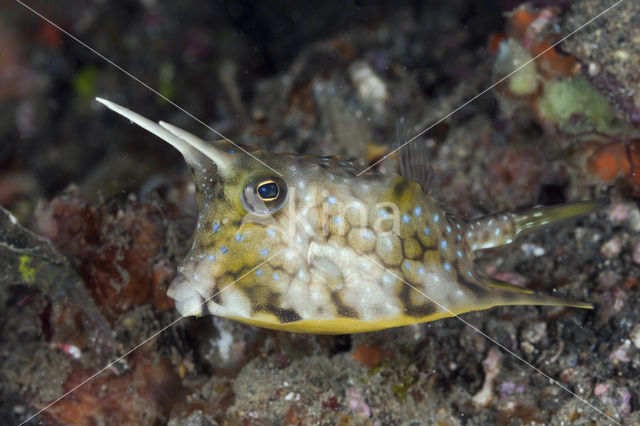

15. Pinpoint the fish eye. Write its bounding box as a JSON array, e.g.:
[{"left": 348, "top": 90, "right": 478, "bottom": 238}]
[
  {"left": 242, "top": 177, "right": 287, "bottom": 215},
  {"left": 256, "top": 180, "right": 279, "bottom": 201}
]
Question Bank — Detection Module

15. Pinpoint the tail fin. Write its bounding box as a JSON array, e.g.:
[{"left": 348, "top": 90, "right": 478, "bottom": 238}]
[
  {"left": 466, "top": 199, "right": 608, "bottom": 251},
  {"left": 512, "top": 199, "right": 609, "bottom": 238}
]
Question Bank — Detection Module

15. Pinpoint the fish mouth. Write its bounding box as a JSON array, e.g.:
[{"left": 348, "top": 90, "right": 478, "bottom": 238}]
[
  {"left": 167, "top": 260, "right": 221, "bottom": 317},
  {"left": 167, "top": 272, "right": 207, "bottom": 317}
]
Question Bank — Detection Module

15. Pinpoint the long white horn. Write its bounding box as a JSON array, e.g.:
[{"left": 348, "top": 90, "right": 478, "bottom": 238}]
[
  {"left": 158, "top": 120, "right": 232, "bottom": 174},
  {"left": 96, "top": 97, "right": 233, "bottom": 173}
]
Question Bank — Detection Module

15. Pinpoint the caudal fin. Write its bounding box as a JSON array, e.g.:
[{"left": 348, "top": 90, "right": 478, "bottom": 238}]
[
  {"left": 466, "top": 199, "right": 608, "bottom": 251},
  {"left": 512, "top": 199, "right": 609, "bottom": 238}
]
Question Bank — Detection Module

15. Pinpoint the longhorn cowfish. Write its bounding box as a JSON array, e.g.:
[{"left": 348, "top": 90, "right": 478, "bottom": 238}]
[{"left": 96, "top": 97, "right": 603, "bottom": 334}]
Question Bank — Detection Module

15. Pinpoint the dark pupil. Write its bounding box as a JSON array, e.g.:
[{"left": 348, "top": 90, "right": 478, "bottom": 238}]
[{"left": 257, "top": 182, "right": 278, "bottom": 200}]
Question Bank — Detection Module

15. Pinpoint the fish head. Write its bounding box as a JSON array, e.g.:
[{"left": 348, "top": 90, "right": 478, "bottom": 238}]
[
  {"left": 175, "top": 139, "right": 399, "bottom": 322},
  {"left": 178, "top": 136, "right": 401, "bottom": 314}
]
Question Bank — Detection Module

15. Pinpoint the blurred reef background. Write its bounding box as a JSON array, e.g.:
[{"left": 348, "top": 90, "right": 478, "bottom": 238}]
[{"left": 1, "top": 0, "right": 640, "bottom": 424}]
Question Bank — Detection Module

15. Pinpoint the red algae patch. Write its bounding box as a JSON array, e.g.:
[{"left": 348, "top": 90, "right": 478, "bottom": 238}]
[
  {"left": 352, "top": 343, "right": 391, "bottom": 368},
  {"left": 35, "top": 190, "right": 183, "bottom": 320}
]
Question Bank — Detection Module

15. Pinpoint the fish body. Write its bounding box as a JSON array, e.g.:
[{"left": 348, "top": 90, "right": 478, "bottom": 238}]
[{"left": 97, "top": 98, "right": 601, "bottom": 334}]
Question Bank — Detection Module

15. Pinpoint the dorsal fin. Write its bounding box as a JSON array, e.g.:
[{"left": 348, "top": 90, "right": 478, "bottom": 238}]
[
  {"left": 397, "top": 118, "right": 434, "bottom": 192},
  {"left": 396, "top": 118, "right": 450, "bottom": 193},
  {"left": 399, "top": 138, "right": 434, "bottom": 192}
]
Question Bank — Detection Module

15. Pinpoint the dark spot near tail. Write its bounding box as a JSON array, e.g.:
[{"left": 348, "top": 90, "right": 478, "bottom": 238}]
[
  {"left": 398, "top": 285, "right": 438, "bottom": 318},
  {"left": 398, "top": 285, "right": 411, "bottom": 309},
  {"left": 212, "top": 286, "right": 222, "bottom": 304},
  {"left": 331, "top": 292, "right": 358, "bottom": 319},
  {"left": 241, "top": 284, "right": 301, "bottom": 323},
  {"left": 273, "top": 308, "right": 302, "bottom": 323},
  {"left": 393, "top": 180, "right": 408, "bottom": 198},
  {"left": 405, "top": 302, "right": 437, "bottom": 318}
]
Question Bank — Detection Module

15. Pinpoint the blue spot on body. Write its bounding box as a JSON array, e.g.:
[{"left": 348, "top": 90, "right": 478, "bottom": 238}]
[
  {"left": 266, "top": 228, "right": 276, "bottom": 237},
  {"left": 402, "top": 214, "right": 410, "bottom": 224},
  {"left": 328, "top": 196, "right": 337, "bottom": 204},
  {"left": 446, "top": 225, "right": 452, "bottom": 233},
  {"left": 424, "top": 227, "right": 431, "bottom": 235},
  {"left": 228, "top": 149, "right": 236, "bottom": 153},
  {"left": 213, "top": 222, "right": 220, "bottom": 232},
  {"left": 404, "top": 261, "right": 411, "bottom": 269},
  {"left": 456, "top": 250, "right": 463, "bottom": 258},
  {"left": 221, "top": 246, "right": 228, "bottom": 254},
  {"left": 333, "top": 216, "right": 342, "bottom": 224},
  {"left": 440, "top": 240, "right": 447, "bottom": 249},
  {"left": 418, "top": 266, "right": 425, "bottom": 275},
  {"left": 197, "top": 223, "right": 201, "bottom": 230},
  {"left": 444, "top": 263, "right": 451, "bottom": 271},
  {"left": 273, "top": 273, "right": 280, "bottom": 280},
  {"left": 363, "top": 229, "right": 372, "bottom": 238},
  {"left": 208, "top": 255, "right": 215, "bottom": 261},
  {"left": 256, "top": 269, "right": 263, "bottom": 276},
  {"left": 235, "top": 234, "right": 243, "bottom": 242},
  {"left": 434, "top": 214, "right": 440, "bottom": 223},
  {"left": 457, "top": 234, "right": 462, "bottom": 241},
  {"left": 260, "top": 248, "right": 269, "bottom": 256},
  {"left": 467, "top": 271, "right": 472, "bottom": 277},
  {"left": 414, "top": 206, "right": 422, "bottom": 216}
]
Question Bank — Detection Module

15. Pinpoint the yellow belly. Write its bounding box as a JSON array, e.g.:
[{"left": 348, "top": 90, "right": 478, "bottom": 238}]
[{"left": 225, "top": 311, "right": 454, "bottom": 334}]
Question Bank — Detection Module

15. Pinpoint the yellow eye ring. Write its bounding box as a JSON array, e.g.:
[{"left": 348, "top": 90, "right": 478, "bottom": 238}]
[
  {"left": 242, "top": 176, "right": 288, "bottom": 216},
  {"left": 256, "top": 179, "right": 279, "bottom": 201}
]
